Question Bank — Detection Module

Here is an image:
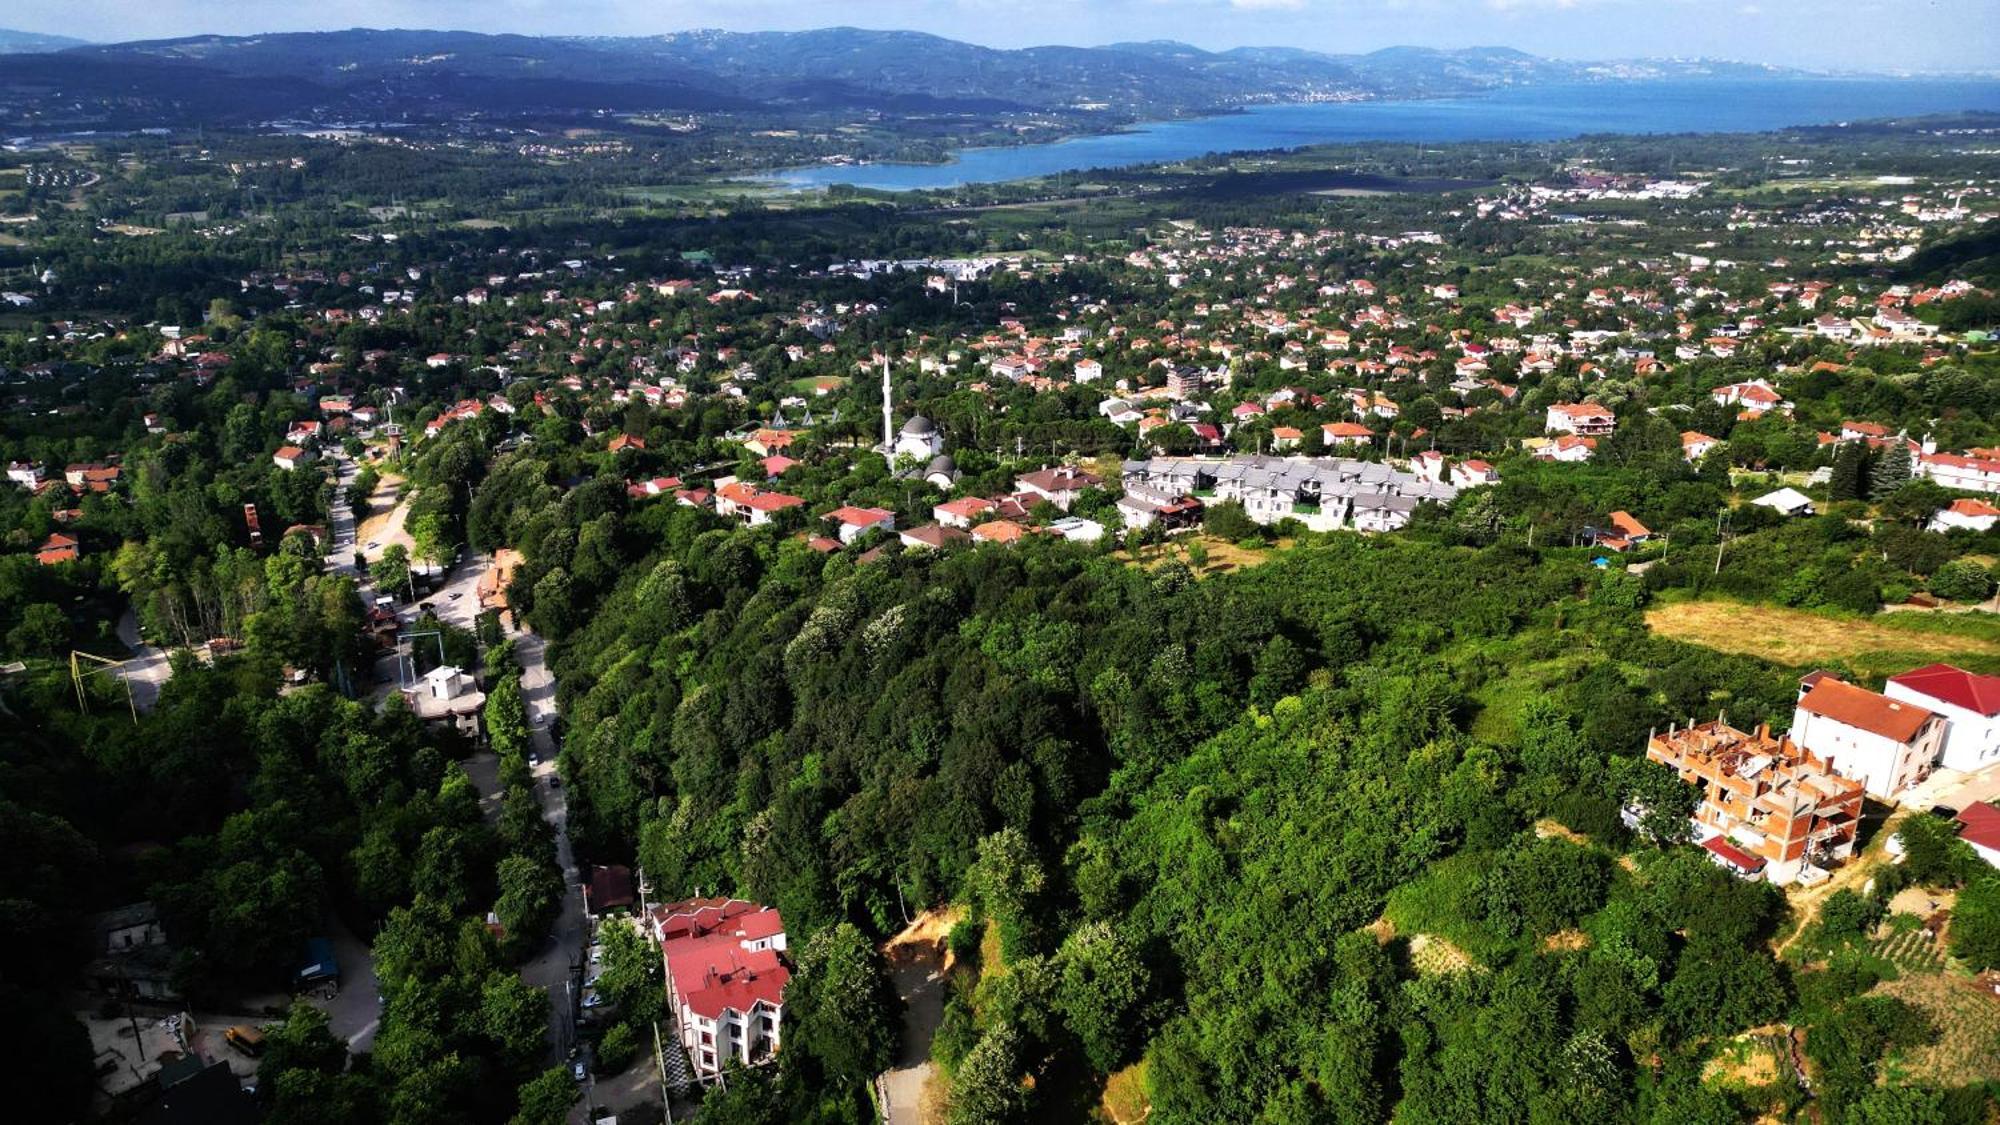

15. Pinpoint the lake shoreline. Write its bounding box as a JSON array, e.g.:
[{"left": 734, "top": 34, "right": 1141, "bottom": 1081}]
[{"left": 751, "top": 77, "right": 2000, "bottom": 193}]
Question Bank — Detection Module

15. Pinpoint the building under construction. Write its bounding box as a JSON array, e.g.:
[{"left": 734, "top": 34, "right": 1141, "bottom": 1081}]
[{"left": 1645, "top": 719, "right": 1865, "bottom": 885}]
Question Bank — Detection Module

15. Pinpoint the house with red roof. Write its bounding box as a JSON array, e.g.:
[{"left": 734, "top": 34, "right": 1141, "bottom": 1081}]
[
  {"left": 646, "top": 898, "right": 788, "bottom": 1078},
  {"left": 1916, "top": 451, "right": 2000, "bottom": 495},
  {"left": 1451, "top": 459, "right": 1499, "bottom": 488},
  {"left": 1955, "top": 802, "right": 2000, "bottom": 868},
  {"left": 715, "top": 480, "right": 805, "bottom": 527},
  {"left": 972, "top": 520, "right": 1031, "bottom": 545},
  {"left": 824, "top": 505, "right": 895, "bottom": 545},
  {"left": 1791, "top": 673, "right": 1946, "bottom": 800},
  {"left": 1884, "top": 664, "right": 2000, "bottom": 775},
  {"left": 1321, "top": 421, "right": 1374, "bottom": 447},
  {"left": 36, "top": 532, "right": 79, "bottom": 565},
  {"left": 934, "top": 496, "right": 996, "bottom": 529},
  {"left": 1545, "top": 402, "right": 1616, "bottom": 436},
  {"left": 1014, "top": 467, "right": 1101, "bottom": 512},
  {"left": 1928, "top": 497, "right": 2000, "bottom": 534}
]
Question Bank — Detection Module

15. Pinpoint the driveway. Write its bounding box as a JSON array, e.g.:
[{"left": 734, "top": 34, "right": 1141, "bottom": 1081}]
[{"left": 116, "top": 608, "right": 172, "bottom": 713}]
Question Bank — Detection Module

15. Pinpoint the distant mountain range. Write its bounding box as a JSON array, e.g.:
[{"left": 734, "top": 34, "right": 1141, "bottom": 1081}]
[
  {"left": 0, "top": 28, "right": 87, "bottom": 53},
  {"left": 0, "top": 25, "right": 1819, "bottom": 132}
]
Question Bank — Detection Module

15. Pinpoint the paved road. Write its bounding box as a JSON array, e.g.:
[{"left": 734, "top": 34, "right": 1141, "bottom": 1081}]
[
  {"left": 338, "top": 453, "right": 610, "bottom": 1116},
  {"left": 115, "top": 608, "right": 171, "bottom": 713},
  {"left": 311, "top": 916, "right": 383, "bottom": 1052}
]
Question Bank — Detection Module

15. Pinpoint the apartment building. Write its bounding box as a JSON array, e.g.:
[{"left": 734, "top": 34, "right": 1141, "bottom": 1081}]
[
  {"left": 1646, "top": 719, "right": 1865, "bottom": 885},
  {"left": 649, "top": 898, "right": 789, "bottom": 1079}
]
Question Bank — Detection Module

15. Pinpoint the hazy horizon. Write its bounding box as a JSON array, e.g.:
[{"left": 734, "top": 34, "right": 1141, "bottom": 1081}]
[{"left": 7, "top": 1, "right": 1997, "bottom": 75}]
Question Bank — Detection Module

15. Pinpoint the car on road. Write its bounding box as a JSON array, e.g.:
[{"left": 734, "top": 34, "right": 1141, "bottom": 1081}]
[
  {"left": 448, "top": 591, "right": 463, "bottom": 601},
  {"left": 571, "top": 1058, "right": 587, "bottom": 1082},
  {"left": 365, "top": 541, "right": 378, "bottom": 550},
  {"left": 582, "top": 991, "right": 607, "bottom": 1009},
  {"left": 528, "top": 751, "right": 540, "bottom": 766}
]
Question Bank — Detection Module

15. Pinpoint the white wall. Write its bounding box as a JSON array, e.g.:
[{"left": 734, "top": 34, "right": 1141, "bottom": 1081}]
[
  {"left": 1790, "top": 706, "right": 1942, "bottom": 800},
  {"left": 1883, "top": 683, "right": 2000, "bottom": 775}
]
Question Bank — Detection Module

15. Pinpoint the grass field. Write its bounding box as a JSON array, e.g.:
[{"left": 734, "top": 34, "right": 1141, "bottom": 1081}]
[
  {"left": 1645, "top": 599, "right": 2000, "bottom": 678},
  {"left": 1100, "top": 1060, "right": 1151, "bottom": 1124},
  {"left": 1123, "top": 534, "right": 1292, "bottom": 576},
  {"left": 1873, "top": 973, "right": 2000, "bottom": 1087}
]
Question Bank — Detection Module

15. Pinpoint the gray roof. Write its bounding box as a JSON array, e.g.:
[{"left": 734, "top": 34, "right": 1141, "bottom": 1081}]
[{"left": 900, "top": 415, "right": 936, "bottom": 435}]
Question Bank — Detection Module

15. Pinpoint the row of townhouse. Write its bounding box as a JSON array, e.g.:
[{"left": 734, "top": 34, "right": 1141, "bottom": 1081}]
[{"left": 1120, "top": 454, "right": 1460, "bottom": 534}]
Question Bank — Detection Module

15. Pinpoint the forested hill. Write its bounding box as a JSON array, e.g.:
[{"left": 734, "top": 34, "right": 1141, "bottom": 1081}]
[
  {"left": 453, "top": 430, "right": 1984, "bottom": 1122},
  {"left": 0, "top": 26, "right": 1809, "bottom": 129}
]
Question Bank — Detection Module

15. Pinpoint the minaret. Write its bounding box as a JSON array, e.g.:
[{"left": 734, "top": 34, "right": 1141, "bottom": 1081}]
[{"left": 881, "top": 351, "right": 894, "bottom": 468}]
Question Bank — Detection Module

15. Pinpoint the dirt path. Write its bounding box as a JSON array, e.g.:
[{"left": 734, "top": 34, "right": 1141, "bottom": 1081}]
[
  {"left": 354, "top": 474, "right": 412, "bottom": 563},
  {"left": 1773, "top": 809, "right": 1909, "bottom": 959},
  {"left": 879, "top": 908, "right": 963, "bottom": 1125}
]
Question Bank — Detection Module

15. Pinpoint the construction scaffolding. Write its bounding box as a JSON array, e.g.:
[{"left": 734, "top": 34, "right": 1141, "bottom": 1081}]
[{"left": 70, "top": 650, "right": 138, "bottom": 723}]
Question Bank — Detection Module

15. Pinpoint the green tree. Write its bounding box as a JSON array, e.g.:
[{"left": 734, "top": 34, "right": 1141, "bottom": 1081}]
[
  {"left": 1871, "top": 441, "right": 1913, "bottom": 496},
  {"left": 374, "top": 544, "right": 413, "bottom": 602},
  {"left": 786, "top": 921, "right": 899, "bottom": 1083},
  {"left": 508, "top": 1067, "right": 575, "bottom": 1125},
  {"left": 1829, "top": 442, "right": 1871, "bottom": 503},
  {"left": 1950, "top": 875, "right": 2000, "bottom": 970},
  {"left": 948, "top": 1022, "right": 1026, "bottom": 1125},
  {"left": 1053, "top": 921, "right": 1150, "bottom": 1073}
]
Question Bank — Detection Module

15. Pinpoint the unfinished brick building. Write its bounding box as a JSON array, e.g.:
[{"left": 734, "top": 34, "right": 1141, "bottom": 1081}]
[{"left": 1645, "top": 719, "right": 1865, "bottom": 885}]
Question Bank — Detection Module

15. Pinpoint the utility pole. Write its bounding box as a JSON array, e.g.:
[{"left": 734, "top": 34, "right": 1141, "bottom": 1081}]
[{"left": 1713, "top": 509, "right": 1729, "bottom": 575}]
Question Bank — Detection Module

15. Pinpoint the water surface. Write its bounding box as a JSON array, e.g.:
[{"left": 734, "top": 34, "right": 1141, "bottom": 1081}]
[{"left": 761, "top": 78, "right": 2000, "bottom": 191}]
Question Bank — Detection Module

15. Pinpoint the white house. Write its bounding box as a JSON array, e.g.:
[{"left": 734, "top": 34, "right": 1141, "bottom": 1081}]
[
  {"left": 1046, "top": 516, "right": 1105, "bottom": 543},
  {"left": 1073, "top": 359, "right": 1104, "bottom": 384},
  {"left": 1752, "top": 487, "right": 1816, "bottom": 518},
  {"left": 1918, "top": 452, "right": 2000, "bottom": 495},
  {"left": 1884, "top": 664, "right": 2000, "bottom": 775},
  {"left": 1790, "top": 673, "right": 1946, "bottom": 800},
  {"left": 1451, "top": 459, "right": 1500, "bottom": 488},
  {"left": 934, "top": 496, "right": 995, "bottom": 529},
  {"left": 1928, "top": 497, "right": 2000, "bottom": 534},
  {"left": 1681, "top": 431, "right": 1722, "bottom": 461},
  {"left": 6, "top": 461, "right": 45, "bottom": 489},
  {"left": 653, "top": 899, "right": 788, "bottom": 1078},
  {"left": 1015, "top": 466, "right": 1102, "bottom": 511},
  {"left": 823, "top": 505, "right": 896, "bottom": 544},
  {"left": 1545, "top": 402, "right": 1616, "bottom": 436}
]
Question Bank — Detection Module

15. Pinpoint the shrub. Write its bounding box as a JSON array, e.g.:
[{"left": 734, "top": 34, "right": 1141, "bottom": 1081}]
[{"left": 1928, "top": 559, "right": 1994, "bottom": 603}]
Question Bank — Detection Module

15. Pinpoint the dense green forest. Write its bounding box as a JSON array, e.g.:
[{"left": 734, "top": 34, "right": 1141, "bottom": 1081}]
[{"left": 453, "top": 432, "right": 2000, "bottom": 1123}]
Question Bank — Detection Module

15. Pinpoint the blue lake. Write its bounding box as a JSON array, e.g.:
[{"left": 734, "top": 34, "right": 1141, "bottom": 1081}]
[{"left": 761, "top": 78, "right": 2000, "bottom": 192}]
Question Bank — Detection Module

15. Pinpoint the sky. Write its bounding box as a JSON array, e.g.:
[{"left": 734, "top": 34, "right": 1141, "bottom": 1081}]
[{"left": 7, "top": 0, "right": 1996, "bottom": 73}]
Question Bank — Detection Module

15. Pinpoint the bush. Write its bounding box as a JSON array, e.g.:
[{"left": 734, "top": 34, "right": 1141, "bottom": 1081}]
[{"left": 1928, "top": 559, "right": 1994, "bottom": 603}]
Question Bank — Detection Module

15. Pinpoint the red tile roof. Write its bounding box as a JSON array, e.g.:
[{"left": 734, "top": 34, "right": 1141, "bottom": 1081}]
[
  {"left": 1798, "top": 678, "right": 1936, "bottom": 743},
  {"left": 1888, "top": 664, "right": 2000, "bottom": 718},
  {"left": 825, "top": 505, "right": 893, "bottom": 528},
  {"left": 1701, "top": 835, "right": 1767, "bottom": 875},
  {"left": 1609, "top": 510, "right": 1651, "bottom": 539},
  {"left": 1957, "top": 801, "right": 2000, "bottom": 853},
  {"left": 1944, "top": 498, "right": 2000, "bottom": 518}
]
